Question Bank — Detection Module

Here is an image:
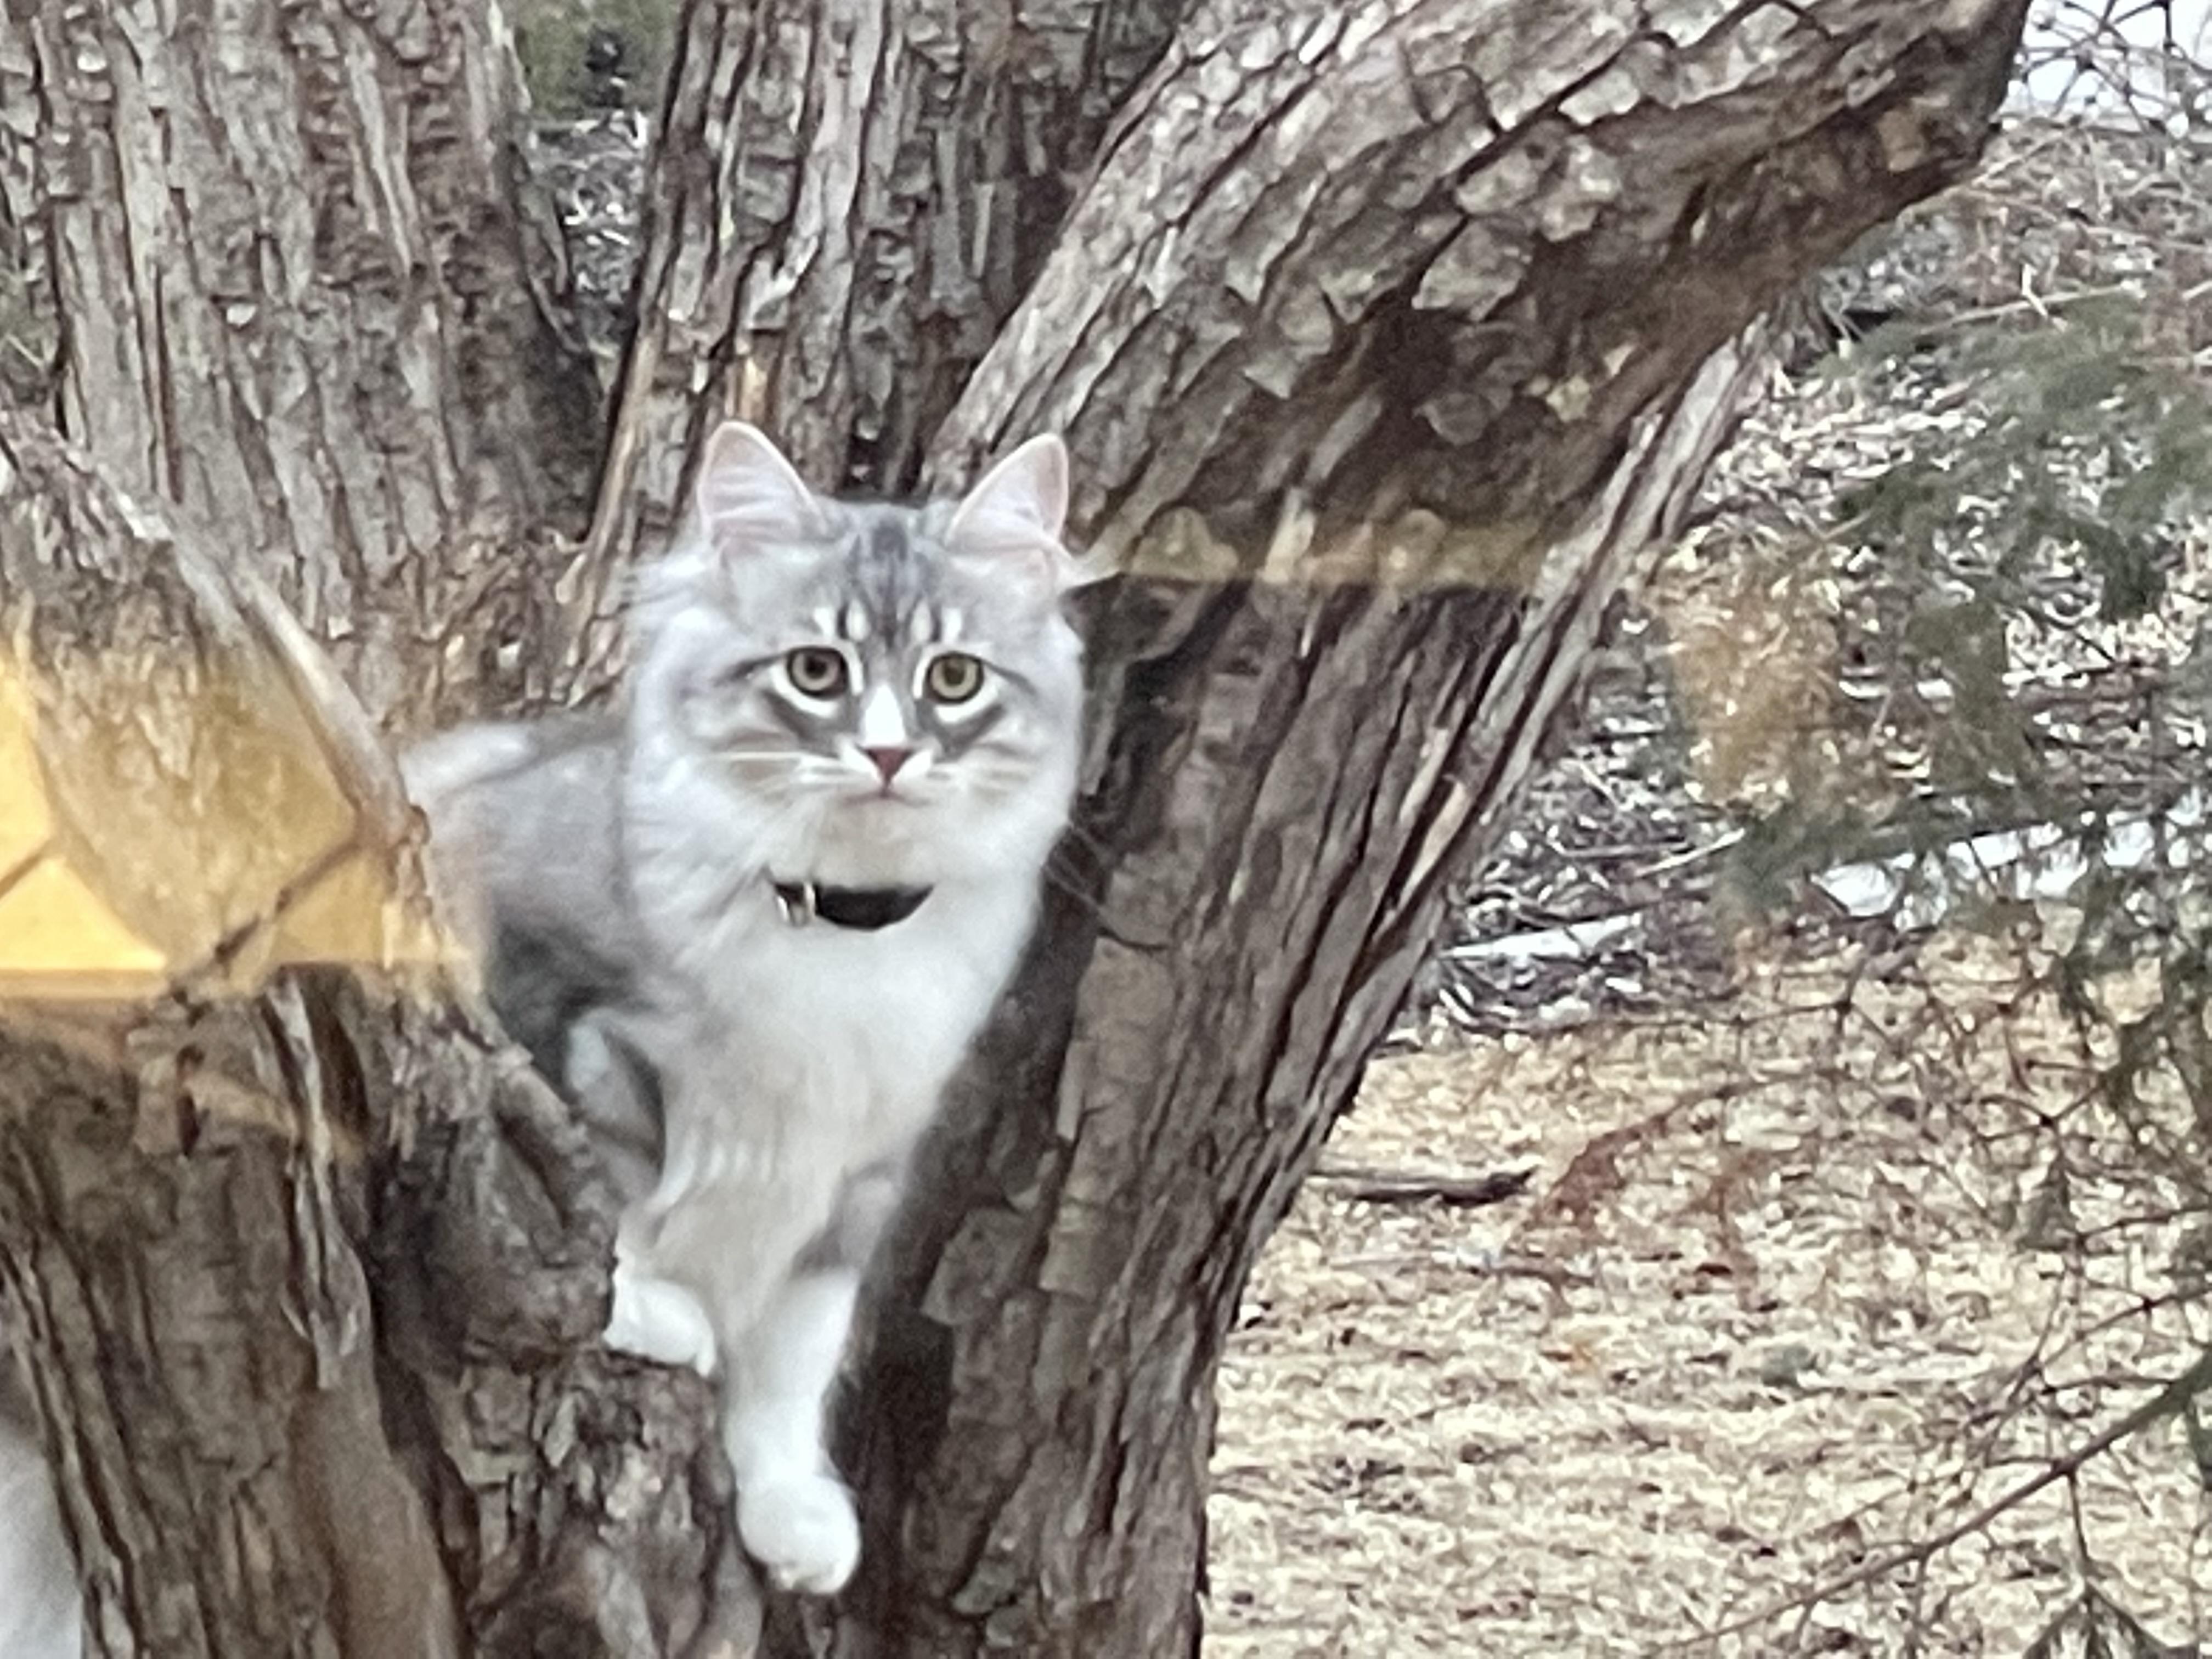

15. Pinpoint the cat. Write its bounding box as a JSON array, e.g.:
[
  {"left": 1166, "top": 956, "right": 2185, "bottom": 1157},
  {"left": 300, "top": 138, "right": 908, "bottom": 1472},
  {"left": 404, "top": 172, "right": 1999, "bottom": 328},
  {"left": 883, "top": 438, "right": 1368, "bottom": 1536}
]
[
  {"left": 404, "top": 421, "right": 1095, "bottom": 1594},
  {"left": 0, "top": 422, "right": 1086, "bottom": 1633}
]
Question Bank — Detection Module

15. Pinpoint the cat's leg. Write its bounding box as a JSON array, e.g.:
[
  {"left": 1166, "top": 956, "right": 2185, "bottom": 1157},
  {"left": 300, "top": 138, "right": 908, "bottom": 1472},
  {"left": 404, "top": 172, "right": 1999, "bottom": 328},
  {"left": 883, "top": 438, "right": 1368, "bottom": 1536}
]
[
  {"left": 723, "top": 1160, "right": 903, "bottom": 1595},
  {"left": 563, "top": 1015, "right": 721, "bottom": 1374},
  {"left": 604, "top": 1254, "right": 720, "bottom": 1376},
  {"left": 560, "top": 1014, "right": 666, "bottom": 1211},
  {"left": 723, "top": 1266, "right": 863, "bottom": 1594}
]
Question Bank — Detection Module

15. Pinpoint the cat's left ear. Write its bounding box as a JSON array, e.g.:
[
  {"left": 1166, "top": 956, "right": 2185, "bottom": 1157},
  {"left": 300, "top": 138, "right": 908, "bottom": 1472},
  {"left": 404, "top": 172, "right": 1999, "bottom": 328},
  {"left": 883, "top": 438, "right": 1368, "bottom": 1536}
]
[{"left": 948, "top": 435, "right": 1094, "bottom": 590}]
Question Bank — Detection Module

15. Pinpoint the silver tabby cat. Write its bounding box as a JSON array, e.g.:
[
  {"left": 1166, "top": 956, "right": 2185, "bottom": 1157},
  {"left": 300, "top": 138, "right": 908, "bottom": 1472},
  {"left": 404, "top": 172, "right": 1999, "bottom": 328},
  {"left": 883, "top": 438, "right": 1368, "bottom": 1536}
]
[
  {"left": 406, "top": 422, "right": 1094, "bottom": 1593},
  {"left": 0, "top": 422, "right": 1093, "bottom": 1643}
]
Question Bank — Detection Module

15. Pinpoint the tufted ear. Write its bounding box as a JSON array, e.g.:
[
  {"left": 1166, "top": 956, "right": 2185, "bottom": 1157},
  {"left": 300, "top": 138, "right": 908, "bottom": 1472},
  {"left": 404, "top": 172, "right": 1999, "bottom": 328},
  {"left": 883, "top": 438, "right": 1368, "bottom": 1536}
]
[
  {"left": 946, "top": 434, "right": 1071, "bottom": 577},
  {"left": 695, "top": 421, "right": 818, "bottom": 550}
]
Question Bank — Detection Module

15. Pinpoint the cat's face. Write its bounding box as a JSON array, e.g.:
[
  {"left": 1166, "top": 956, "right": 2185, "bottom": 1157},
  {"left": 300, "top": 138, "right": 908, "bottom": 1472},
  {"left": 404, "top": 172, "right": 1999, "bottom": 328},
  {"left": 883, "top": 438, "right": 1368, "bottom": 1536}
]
[{"left": 631, "top": 424, "right": 1094, "bottom": 883}]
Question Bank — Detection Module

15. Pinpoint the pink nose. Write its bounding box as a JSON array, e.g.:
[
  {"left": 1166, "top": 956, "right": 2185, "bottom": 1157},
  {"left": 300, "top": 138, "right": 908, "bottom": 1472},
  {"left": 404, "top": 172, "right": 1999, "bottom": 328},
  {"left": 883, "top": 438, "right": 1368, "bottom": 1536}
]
[{"left": 862, "top": 745, "right": 913, "bottom": 783}]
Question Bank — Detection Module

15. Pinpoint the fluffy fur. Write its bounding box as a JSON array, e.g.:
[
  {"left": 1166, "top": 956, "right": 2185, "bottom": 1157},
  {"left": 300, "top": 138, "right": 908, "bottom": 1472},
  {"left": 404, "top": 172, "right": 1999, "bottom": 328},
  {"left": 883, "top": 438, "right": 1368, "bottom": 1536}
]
[
  {"left": 407, "top": 423, "right": 1093, "bottom": 1592},
  {"left": 0, "top": 1356, "right": 78, "bottom": 1659}
]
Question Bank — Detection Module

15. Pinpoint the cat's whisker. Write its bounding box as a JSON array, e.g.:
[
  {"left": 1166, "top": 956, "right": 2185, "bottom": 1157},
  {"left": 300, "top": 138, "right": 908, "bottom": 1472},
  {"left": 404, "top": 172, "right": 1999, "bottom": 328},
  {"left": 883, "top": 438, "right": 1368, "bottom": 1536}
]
[
  {"left": 962, "top": 762, "right": 1052, "bottom": 795},
  {"left": 1036, "top": 855, "right": 1115, "bottom": 926}
]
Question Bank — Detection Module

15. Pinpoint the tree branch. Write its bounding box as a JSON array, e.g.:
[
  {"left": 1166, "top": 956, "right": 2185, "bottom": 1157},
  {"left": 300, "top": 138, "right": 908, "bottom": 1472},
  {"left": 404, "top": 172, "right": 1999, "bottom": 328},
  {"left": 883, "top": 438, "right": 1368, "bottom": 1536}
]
[
  {"left": 0, "top": 414, "right": 753, "bottom": 1658},
  {"left": 0, "top": 0, "right": 604, "bottom": 728},
  {"left": 1661, "top": 1344, "right": 2212, "bottom": 1650}
]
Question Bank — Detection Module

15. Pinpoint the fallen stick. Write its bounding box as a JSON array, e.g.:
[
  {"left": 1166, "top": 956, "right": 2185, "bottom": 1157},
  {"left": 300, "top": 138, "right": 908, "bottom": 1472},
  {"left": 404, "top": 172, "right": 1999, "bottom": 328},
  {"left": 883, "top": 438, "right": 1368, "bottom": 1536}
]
[{"left": 1310, "top": 1165, "right": 1535, "bottom": 1207}]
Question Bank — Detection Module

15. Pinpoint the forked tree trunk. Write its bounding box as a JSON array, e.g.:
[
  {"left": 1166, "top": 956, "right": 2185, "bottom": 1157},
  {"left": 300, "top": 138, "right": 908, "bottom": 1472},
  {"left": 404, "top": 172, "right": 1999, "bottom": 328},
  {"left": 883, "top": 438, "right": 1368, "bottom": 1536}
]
[
  {"left": 563, "top": 0, "right": 1186, "bottom": 672},
  {"left": 0, "top": 2, "right": 2027, "bottom": 1656}
]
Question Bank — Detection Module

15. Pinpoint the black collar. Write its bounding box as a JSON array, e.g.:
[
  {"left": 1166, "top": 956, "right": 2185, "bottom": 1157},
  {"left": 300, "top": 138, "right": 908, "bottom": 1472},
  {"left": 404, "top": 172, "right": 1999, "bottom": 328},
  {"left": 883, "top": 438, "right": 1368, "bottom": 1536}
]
[{"left": 771, "top": 879, "right": 933, "bottom": 931}]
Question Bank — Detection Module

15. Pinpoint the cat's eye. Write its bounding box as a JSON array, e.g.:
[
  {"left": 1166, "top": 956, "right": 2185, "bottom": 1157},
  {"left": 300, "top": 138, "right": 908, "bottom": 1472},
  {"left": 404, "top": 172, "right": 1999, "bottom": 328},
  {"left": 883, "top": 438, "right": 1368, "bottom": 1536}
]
[
  {"left": 784, "top": 647, "right": 849, "bottom": 698},
  {"left": 923, "top": 652, "right": 986, "bottom": 704}
]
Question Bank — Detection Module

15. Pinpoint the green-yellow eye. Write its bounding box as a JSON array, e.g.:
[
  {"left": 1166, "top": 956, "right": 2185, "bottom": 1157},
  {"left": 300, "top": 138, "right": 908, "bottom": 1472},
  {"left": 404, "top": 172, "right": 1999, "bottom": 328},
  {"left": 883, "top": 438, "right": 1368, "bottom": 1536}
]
[
  {"left": 785, "top": 647, "right": 849, "bottom": 698},
  {"left": 924, "top": 652, "right": 985, "bottom": 704}
]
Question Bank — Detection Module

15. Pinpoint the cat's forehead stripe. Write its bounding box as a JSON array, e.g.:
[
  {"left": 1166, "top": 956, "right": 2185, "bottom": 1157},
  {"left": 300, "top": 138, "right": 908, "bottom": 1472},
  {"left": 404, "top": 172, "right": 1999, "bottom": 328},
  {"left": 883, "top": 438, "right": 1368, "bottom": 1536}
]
[
  {"left": 859, "top": 517, "right": 910, "bottom": 586},
  {"left": 848, "top": 514, "right": 926, "bottom": 640},
  {"left": 793, "top": 506, "right": 1012, "bottom": 657}
]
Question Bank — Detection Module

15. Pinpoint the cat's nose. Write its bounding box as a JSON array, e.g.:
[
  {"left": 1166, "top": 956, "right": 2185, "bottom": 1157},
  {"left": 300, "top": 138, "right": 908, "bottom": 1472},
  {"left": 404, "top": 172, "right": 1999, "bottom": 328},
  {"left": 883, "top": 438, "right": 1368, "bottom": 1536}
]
[{"left": 862, "top": 745, "right": 915, "bottom": 783}]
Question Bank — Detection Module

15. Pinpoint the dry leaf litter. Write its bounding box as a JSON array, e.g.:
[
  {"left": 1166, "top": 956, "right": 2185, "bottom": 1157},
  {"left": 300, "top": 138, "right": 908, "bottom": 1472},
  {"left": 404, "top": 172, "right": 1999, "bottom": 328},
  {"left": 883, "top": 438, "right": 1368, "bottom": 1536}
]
[{"left": 1215, "top": 114, "right": 2212, "bottom": 1657}]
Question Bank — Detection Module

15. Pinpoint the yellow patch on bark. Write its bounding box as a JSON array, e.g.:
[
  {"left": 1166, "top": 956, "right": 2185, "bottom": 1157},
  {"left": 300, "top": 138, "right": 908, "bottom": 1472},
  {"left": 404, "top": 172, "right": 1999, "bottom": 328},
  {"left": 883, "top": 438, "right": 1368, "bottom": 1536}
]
[{"left": 0, "top": 653, "right": 443, "bottom": 998}]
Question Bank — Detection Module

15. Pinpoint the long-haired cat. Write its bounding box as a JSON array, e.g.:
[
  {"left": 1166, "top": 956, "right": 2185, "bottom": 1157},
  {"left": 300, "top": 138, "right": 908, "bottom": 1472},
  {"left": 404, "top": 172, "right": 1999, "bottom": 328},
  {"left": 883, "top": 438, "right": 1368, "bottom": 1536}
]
[
  {"left": 0, "top": 425, "right": 1087, "bottom": 1630},
  {"left": 405, "top": 422, "right": 1093, "bottom": 1592}
]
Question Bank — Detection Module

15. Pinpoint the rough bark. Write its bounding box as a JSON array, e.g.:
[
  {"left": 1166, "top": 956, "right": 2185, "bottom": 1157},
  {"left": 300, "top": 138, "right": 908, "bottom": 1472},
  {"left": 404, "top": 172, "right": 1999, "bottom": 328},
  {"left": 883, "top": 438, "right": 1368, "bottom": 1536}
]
[
  {"left": 0, "top": 1, "right": 2030, "bottom": 1657},
  {"left": 0, "top": 0, "right": 603, "bottom": 728},
  {"left": 565, "top": 0, "right": 1186, "bottom": 681},
  {"left": 0, "top": 417, "right": 750, "bottom": 1656}
]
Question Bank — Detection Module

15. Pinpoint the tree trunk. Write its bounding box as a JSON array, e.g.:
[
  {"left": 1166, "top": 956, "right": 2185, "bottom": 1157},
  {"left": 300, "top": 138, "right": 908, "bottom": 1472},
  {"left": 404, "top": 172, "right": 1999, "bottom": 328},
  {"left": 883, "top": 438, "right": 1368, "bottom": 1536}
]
[{"left": 0, "top": 1, "right": 2028, "bottom": 1656}]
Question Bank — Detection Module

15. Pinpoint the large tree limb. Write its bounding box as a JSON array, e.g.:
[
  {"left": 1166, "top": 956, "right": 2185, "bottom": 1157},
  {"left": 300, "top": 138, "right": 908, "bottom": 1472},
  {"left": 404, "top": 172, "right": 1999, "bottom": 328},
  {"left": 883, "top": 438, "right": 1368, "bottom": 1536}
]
[
  {"left": 944, "top": 0, "right": 2016, "bottom": 531},
  {"left": 0, "top": 415, "right": 752, "bottom": 1658}
]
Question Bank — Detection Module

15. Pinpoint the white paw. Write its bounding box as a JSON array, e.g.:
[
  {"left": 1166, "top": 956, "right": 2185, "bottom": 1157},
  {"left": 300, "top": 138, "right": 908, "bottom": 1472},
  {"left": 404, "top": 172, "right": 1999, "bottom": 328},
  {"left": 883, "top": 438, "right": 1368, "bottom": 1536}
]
[
  {"left": 604, "top": 1268, "right": 719, "bottom": 1376},
  {"left": 737, "top": 1470, "right": 861, "bottom": 1595}
]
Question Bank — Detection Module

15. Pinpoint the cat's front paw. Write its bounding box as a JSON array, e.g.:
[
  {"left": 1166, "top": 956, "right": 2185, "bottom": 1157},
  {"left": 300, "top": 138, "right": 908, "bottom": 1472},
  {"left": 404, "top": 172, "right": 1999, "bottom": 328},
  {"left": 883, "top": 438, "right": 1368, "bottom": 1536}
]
[
  {"left": 737, "top": 1470, "right": 861, "bottom": 1595},
  {"left": 604, "top": 1266, "right": 719, "bottom": 1376}
]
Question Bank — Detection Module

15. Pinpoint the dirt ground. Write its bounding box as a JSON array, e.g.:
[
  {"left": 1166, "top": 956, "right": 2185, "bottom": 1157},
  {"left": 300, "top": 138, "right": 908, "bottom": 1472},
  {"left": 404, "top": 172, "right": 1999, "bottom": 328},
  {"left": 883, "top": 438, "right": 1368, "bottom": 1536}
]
[{"left": 1206, "top": 930, "right": 2212, "bottom": 1656}]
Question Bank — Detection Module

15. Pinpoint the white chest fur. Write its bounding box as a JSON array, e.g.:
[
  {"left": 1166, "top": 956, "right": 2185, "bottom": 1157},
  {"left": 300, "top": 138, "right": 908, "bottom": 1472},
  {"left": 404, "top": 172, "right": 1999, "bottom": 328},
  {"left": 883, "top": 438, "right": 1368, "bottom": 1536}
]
[
  {"left": 701, "top": 876, "right": 1032, "bottom": 1152},
  {"left": 618, "top": 867, "right": 1036, "bottom": 1331},
  {"left": 608, "top": 707, "right": 1064, "bottom": 1336}
]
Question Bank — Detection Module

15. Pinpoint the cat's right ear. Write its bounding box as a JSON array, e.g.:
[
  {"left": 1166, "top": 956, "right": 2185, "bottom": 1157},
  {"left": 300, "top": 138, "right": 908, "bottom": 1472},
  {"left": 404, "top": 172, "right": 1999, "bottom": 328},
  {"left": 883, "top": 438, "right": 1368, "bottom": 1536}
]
[
  {"left": 696, "top": 421, "right": 817, "bottom": 549},
  {"left": 947, "top": 433, "right": 1114, "bottom": 593}
]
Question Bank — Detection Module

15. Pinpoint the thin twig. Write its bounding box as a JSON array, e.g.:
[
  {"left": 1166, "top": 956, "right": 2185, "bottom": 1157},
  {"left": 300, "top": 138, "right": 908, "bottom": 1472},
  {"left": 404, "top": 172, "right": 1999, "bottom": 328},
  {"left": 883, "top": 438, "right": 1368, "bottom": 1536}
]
[{"left": 1658, "top": 1345, "right": 2212, "bottom": 1651}]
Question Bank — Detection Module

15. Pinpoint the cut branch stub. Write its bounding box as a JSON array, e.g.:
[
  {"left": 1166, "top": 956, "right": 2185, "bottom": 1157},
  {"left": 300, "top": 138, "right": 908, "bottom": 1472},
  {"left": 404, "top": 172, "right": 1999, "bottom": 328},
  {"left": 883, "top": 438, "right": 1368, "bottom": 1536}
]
[
  {"left": 0, "top": 415, "right": 752, "bottom": 1658},
  {"left": 0, "top": 420, "right": 436, "bottom": 999}
]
